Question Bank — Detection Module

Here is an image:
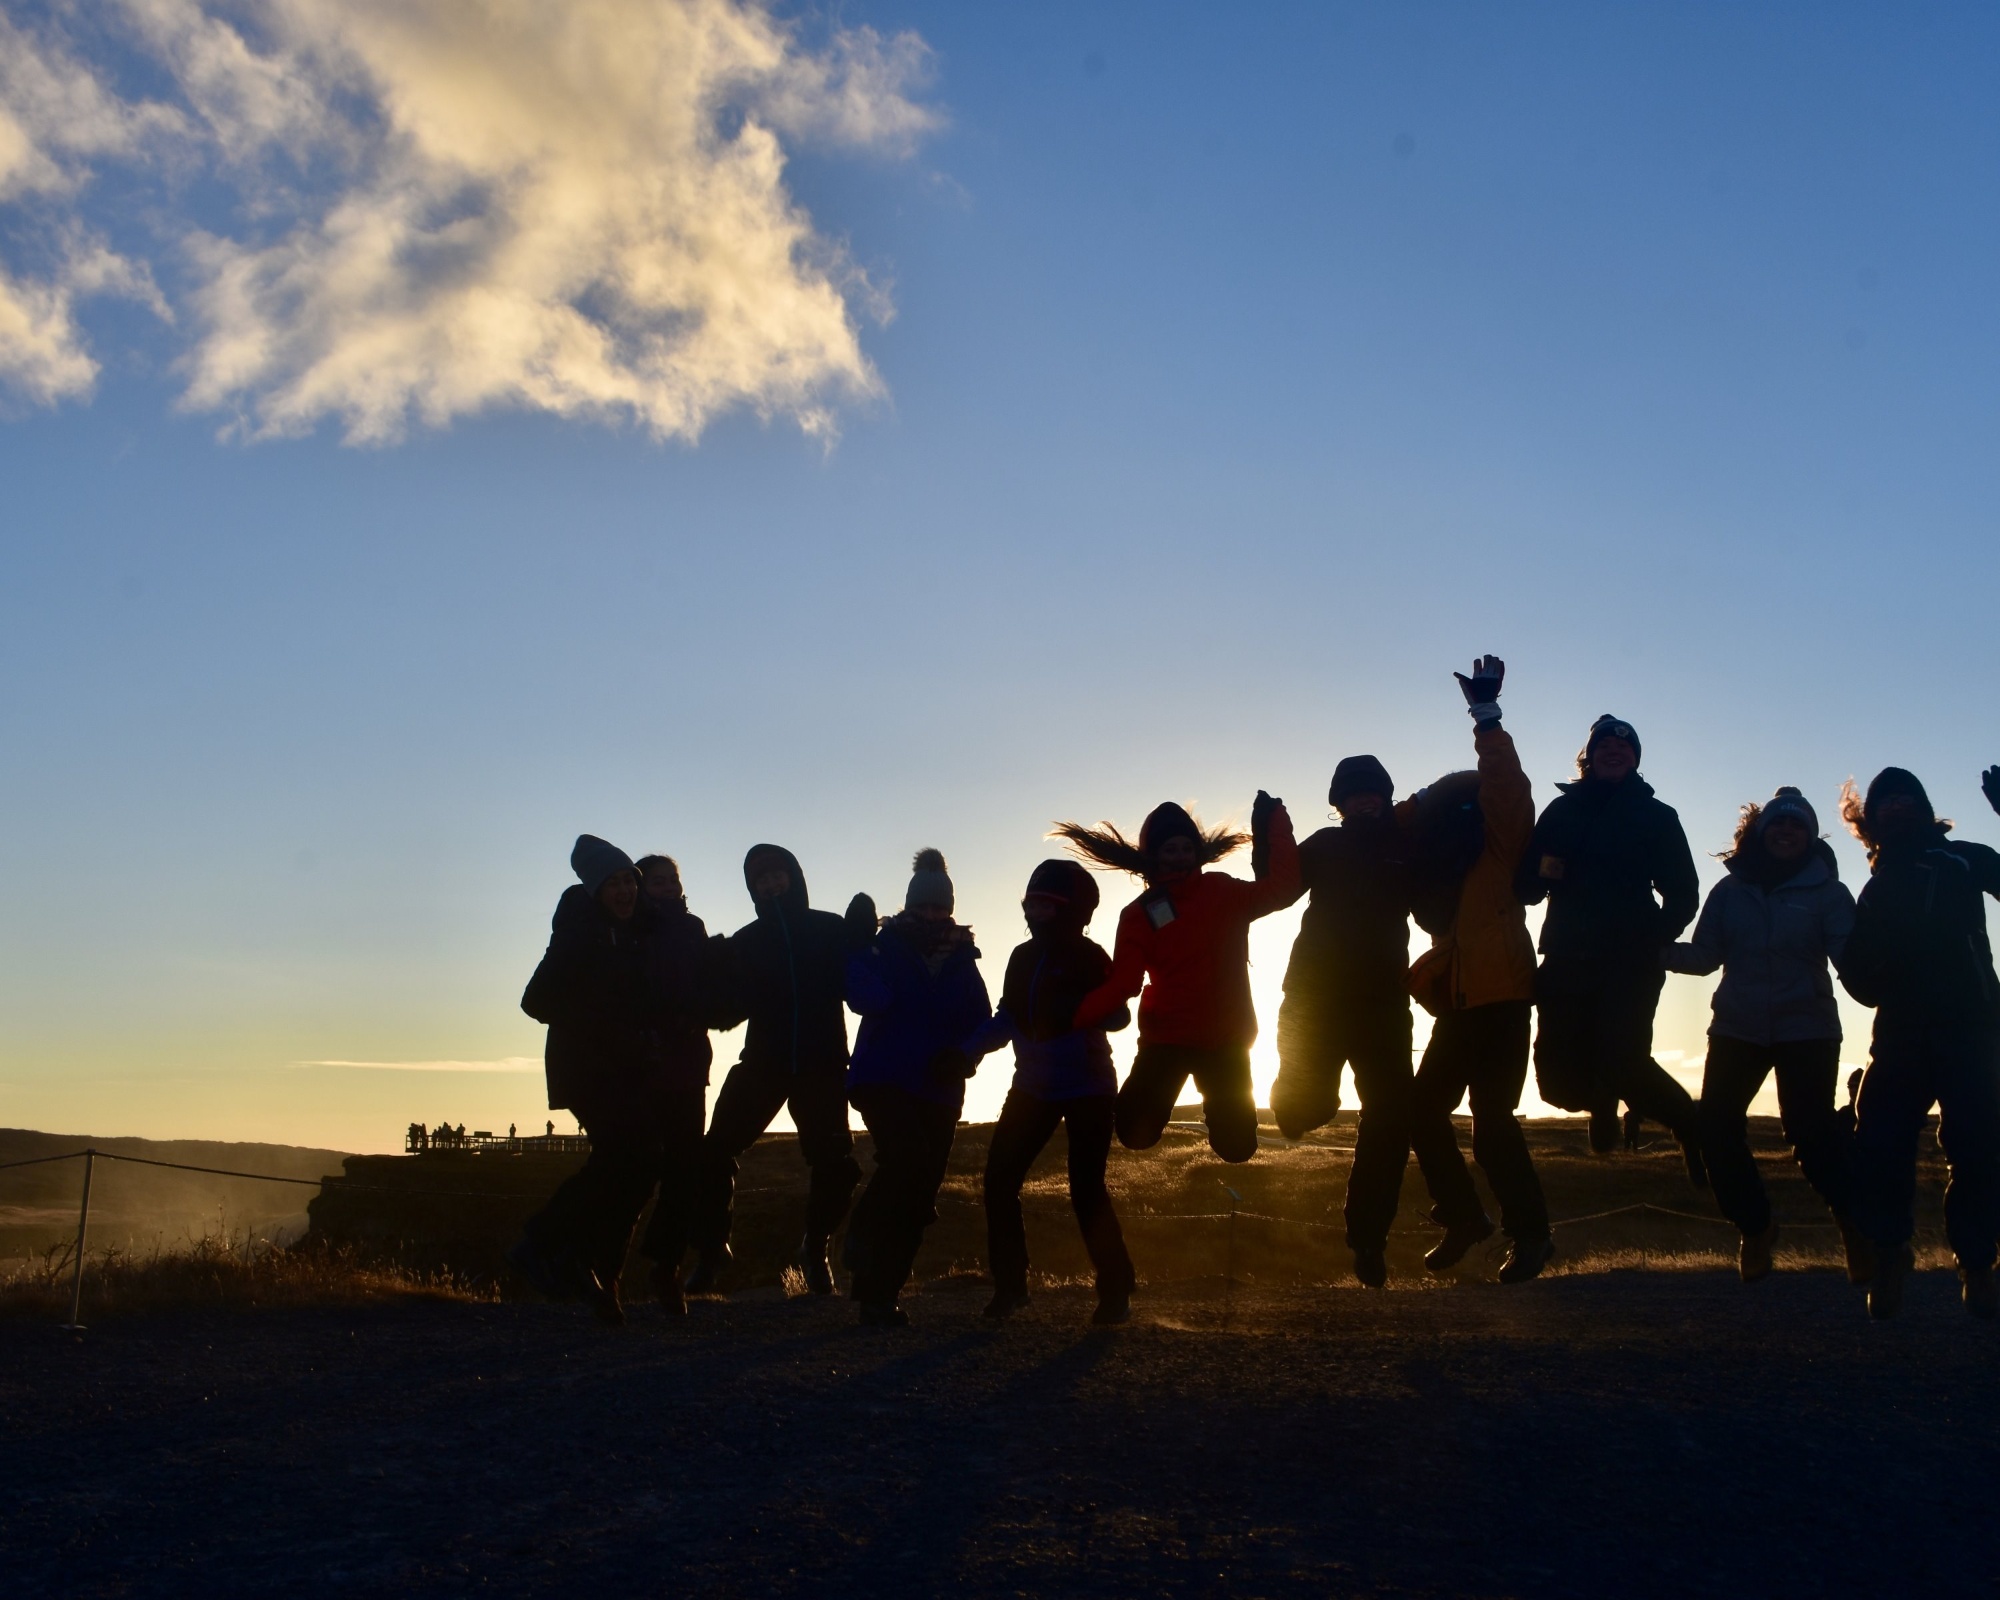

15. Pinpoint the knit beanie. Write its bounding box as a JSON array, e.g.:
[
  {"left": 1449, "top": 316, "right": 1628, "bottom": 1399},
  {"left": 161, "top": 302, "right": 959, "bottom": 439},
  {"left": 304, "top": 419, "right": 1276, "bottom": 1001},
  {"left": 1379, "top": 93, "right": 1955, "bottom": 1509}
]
[
  {"left": 1585, "top": 714, "right": 1641, "bottom": 765},
  {"left": 571, "top": 834, "right": 635, "bottom": 895},
  {"left": 1757, "top": 787, "right": 1818, "bottom": 835},
  {"left": 905, "top": 848, "right": 954, "bottom": 913},
  {"left": 1329, "top": 755, "right": 1394, "bottom": 809},
  {"left": 1024, "top": 858, "right": 1101, "bottom": 922},
  {"left": 1864, "top": 767, "right": 1932, "bottom": 824},
  {"left": 1138, "top": 802, "right": 1201, "bottom": 857}
]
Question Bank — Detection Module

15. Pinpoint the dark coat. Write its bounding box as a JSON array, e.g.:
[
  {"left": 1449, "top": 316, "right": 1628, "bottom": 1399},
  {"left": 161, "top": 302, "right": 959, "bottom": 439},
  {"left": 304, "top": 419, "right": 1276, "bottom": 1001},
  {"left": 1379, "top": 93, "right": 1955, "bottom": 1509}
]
[
  {"left": 710, "top": 844, "right": 852, "bottom": 1076},
  {"left": 845, "top": 919, "right": 992, "bottom": 1109},
  {"left": 1282, "top": 818, "right": 1413, "bottom": 1013},
  {"left": 521, "top": 886, "right": 659, "bottom": 1113},
  {"left": 1516, "top": 775, "right": 1699, "bottom": 978},
  {"left": 967, "top": 931, "right": 1122, "bottom": 1100},
  {"left": 1840, "top": 828, "right": 2000, "bottom": 1023},
  {"left": 644, "top": 902, "right": 715, "bottom": 1091}
]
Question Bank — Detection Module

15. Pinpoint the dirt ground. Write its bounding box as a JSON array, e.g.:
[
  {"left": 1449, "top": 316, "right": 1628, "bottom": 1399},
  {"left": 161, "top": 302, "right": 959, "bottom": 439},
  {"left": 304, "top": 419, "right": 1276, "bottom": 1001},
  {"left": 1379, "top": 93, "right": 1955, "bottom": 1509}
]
[{"left": 5, "top": 1265, "right": 1997, "bottom": 1599}]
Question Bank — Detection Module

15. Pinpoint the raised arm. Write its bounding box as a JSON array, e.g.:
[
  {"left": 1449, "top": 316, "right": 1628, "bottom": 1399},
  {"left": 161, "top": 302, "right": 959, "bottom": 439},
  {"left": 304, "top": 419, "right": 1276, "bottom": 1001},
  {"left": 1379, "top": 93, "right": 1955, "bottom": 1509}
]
[{"left": 1246, "top": 795, "right": 1301, "bottom": 916}]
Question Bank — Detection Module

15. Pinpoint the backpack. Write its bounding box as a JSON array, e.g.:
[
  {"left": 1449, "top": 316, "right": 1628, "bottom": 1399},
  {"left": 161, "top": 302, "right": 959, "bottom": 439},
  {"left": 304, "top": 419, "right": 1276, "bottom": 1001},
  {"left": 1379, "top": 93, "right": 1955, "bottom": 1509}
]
[{"left": 1407, "top": 771, "right": 1485, "bottom": 937}]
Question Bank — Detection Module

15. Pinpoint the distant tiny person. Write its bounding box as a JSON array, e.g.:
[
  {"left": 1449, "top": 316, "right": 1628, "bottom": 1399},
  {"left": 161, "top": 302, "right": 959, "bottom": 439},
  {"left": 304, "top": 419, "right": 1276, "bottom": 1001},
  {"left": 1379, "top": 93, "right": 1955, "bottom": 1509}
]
[
  {"left": 1665, "top": 788, "right": 1863, "bottom": 1285},
  {"left": 841, "top": 850, "right": 992, "bottom": 1327},
  {"left": 1837, "top": 767, "right": 2000, "bottom": 1320},
  {"left": 1060, "top": 792, "right": 1298, "bottom": 1164},
  {"left": 966, "top": 860, "right": 1137, "bottom": 1326}
]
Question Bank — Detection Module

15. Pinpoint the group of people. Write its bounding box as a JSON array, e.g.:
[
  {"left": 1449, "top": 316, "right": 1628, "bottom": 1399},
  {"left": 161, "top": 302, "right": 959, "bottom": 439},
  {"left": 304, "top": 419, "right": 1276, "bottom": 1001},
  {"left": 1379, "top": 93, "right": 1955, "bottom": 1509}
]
[{"left": 508, "top": 655, "right": 2000, "bottom": 1327}]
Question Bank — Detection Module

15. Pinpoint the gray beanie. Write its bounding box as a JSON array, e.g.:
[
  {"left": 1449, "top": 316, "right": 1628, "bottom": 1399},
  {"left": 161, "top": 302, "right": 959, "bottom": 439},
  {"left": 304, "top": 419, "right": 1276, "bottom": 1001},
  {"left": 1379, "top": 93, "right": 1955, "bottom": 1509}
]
[
  {"left": 905, "top": 848, "right": 953, "bottom": 912},
  {"left": 1758, "top": 787, "right": 1818, "bottom": 835},
  {"left": 571, "top": 834, "right": 635, "bottom": 895}
]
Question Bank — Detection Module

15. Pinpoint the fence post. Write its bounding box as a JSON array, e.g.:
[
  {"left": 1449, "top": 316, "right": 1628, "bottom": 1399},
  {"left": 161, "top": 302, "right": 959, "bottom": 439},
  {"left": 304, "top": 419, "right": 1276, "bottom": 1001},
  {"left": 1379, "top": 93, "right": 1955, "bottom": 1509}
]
[{"left": 61, "top": 1149, "right": 95, "bottom": 1332}]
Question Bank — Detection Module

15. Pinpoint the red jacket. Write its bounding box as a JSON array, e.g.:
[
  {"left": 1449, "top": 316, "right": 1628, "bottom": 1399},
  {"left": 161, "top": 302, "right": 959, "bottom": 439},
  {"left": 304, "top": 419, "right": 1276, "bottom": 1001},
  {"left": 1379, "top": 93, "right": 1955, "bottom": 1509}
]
[{"left": 1077, "top": 805, "right": 1300, "bottom": 1050}]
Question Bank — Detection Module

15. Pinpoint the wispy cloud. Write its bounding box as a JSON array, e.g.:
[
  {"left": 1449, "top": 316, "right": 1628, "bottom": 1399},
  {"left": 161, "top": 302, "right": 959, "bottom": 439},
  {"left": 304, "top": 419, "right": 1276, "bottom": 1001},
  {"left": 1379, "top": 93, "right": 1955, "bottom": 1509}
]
[
  {"left": 292, "top": 1057, "right": 540, "bottom": 1073},
  {"left": 0, "top": 0, "right": 939, "bottom": 440}
]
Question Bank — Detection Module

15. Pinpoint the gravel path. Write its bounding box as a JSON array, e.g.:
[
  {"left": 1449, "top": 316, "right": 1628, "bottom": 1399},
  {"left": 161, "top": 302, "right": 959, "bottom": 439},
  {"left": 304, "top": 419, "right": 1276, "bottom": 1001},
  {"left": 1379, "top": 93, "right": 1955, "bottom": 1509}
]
[{"left": 4, "top": 1270, "right": 1996, "bottom": 1597}]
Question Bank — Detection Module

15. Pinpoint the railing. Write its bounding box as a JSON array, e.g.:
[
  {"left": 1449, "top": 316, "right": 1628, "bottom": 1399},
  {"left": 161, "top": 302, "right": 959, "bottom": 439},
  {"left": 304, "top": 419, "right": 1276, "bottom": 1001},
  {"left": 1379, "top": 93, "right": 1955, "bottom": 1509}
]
[{"left": 404, "top": 1128, "right": 591, "bottom": 1155}]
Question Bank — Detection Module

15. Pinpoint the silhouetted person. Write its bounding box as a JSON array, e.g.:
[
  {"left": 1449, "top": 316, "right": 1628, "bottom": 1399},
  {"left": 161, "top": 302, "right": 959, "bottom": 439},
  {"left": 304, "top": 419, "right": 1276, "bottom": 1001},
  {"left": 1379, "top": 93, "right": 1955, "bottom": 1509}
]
[
  {"left": 1665, "top": 788, "right": 1863, "bottom": 1285},
  {"left": 1516, "top": 715, "right": 1706, "bottom": 1185},
  {"left": 1064, "top": 796, "right": 1298, "bottom": 1165},
  {"left": 1273, "top": 751, "right": 1416, "bottom": 1288},
  {"left": 688, "top": 844, "right": 863, "bottom": 1296},
  {"left": 841, "top": 851, "right": 992, "bottom": 1326},
  {"left": 969, "top": 860, "right": 1137, "bottom": 1326},
  {"left": 1403, "top": 657, "right": 1553, "bottom": 1284},
  {"left": 1839, "top": 767, "right": 2000, "bottom": 1320}
]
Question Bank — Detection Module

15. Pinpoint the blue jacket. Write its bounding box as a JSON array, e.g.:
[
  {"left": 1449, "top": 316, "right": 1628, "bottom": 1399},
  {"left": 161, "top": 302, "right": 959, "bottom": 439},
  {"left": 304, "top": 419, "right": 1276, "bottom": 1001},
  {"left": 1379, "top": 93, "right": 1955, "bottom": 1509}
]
[{"left": 845, "top": 919, "right": 992, "bottom": 1108}]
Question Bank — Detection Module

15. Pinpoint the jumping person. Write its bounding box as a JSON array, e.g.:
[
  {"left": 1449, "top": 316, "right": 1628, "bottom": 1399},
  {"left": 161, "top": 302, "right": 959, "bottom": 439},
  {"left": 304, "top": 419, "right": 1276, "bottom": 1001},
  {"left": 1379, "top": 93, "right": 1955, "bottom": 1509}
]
[
  {"left": 688, "top": 844, "right": 864, "bottom": 1297},
  {"left": 1516, "top": 715, "right": 1706, "bottom": 1185},
  {"left": 841, "top": 851, "right": 992, "bottom": 1327},
  {"left": 969, "top": 860, "right": 1138, "bottom": 1327},
  {"left": 1403, "top": 657, "right": 1554, "bottom": 1284},
  {"left": 1663, "top": 790, "right": 1864, "bottom": 1285},
  {"left": 1062, "top": 794, "right": 1300, "bottom": 1165},
  {"left": 512, "top": 834, "right": 664, "bottom": 1324},
  {"left": 1838, "top": 767, "right": 2000, "bottom": 1320},
  {"left": 1273, "top": 748, "right": 1417, "bottom": 1288}
]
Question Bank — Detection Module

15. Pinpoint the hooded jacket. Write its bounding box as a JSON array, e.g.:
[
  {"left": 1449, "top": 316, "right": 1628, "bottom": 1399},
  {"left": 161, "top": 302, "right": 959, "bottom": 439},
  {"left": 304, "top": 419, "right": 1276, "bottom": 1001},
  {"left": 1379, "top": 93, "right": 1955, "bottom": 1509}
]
[
  {"left": 1839, "top": 827, "right": 2000, "bottom": 1024},
  {"left": 521, "top": 885, "right": 659, "bottom": 1113},
  {"left": 644, "top": 899, "right": 716, "bottom": 1091},
  {"left": 1076, "top": 808, "right": 1300, "bottom": 1050},
  {"left": 1515, "top": 775, "right": 1699, "bottom": 972},
  {"left": 1403, "top": 723, "right": 1538, "bottom": 1012},
  {"left": 965, "top": 928, "right": 1123, "bottom": 1100},
  {"left": 845, "top": 917, "right": 993, "bottom": 1109},
  {"left": 1283, "top": 812, "right": 1412, "bottom": 1016},
  {"left": 1664, "top": 841, "right": 1855, "bottom": 1045},
  {"left": 711, "top": 845, "right": 853, "bottom": 1076}
]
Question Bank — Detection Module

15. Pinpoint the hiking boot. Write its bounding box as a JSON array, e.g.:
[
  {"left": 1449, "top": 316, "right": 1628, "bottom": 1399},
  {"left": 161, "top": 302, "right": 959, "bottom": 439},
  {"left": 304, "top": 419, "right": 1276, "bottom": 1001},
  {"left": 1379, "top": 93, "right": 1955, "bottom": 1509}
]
[
  {"left": 982, "top": 1288, "right": 1030, "bottom": 1321},
  {"left": 858, "top": 1301, "right": 909, "bottom": 1329},
  {"left": 1677, "top": 1131, "right": 1710, "bottom": 1191},
  {"left": 796, "top": 1235, "right": 836, "bottom": 1297},
  {"left": 1498, "top": 1234, "right": 1555, "bottom": 1284},
  {"left": 1867, "top": 1241, "right": 1914, "bottom": 1320},
  {"left": 1425, "top": 1214, "right": 1497, "bottom": 1274},
  {"left": 1838, "top": 1219, "right": 1876, "bottom": 1285},
  {"left": 1623, "top": 1107, "right": 1646, "bottom": 1150},
  {"left": 683, "top": 1247, "right": 729, "bottom": 1297},
  {"left": 1091, "top": 1288, "right": 1132, "bottom": 1326},
  {"left": 1960, "top": 1263, "right": 1998, "bottom": 1321},
  {"left": 1588, "top": 1108, "right": 1621, "bottom": 1154},
  {"left": 649, "top": 1262, "right": 687, "bottom": 1316},
  {"left": 587, "top": 1271, "right": 626, "bottom": 1328},
  {"left": 1352, "top": 1246, "right": 1388, "bottom": 1289},
  {"left": 1738, "top": 1221, "right": 1779, "bottom": 1284}
]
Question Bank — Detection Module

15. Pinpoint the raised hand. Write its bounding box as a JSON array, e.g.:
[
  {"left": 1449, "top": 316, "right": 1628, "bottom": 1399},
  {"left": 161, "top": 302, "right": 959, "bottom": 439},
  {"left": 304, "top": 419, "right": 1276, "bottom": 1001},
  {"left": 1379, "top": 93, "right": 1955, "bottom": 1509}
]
[
  {"left": 1453, "top": 655, "right": 1505, "bottom": 725},
  {"left": 843, "top": 892, "right": 878, "bottom": 950},
  {"left": 1983, "top": 766, "right": 2000, "bottom": 818}
]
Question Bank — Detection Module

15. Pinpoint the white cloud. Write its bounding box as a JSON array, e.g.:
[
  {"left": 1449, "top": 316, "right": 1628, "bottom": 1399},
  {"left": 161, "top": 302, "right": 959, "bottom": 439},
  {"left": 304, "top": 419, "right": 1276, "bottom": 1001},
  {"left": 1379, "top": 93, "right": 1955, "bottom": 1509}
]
[
  {"left": 0, "top": 0, "right": 938, "bottom": 438},
  {"left": 292, "top": 1057, "right": 540, "bottom": 1073}
]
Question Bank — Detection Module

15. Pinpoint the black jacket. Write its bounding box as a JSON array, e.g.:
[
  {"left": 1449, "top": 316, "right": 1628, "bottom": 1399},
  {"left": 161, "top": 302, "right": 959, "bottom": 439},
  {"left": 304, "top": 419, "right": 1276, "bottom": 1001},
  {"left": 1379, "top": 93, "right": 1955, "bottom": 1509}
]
[
  {"left": 1283, "top": 819, "right": 1412, "bottom": 1009},
  {"left": 1840, "top": 828, "right": 2000, "bottom": 1023},
  {"left": 711, "top": 844, "right": 852, "bottom": 1076},
  {"left": 521, "top": 886, "right": 659, "bottom": 1113},
  {"left": 1515, "top": 776, "right": 1699, "bottom": 967},
  {"left": 645, "top": 902, "right": 715, "bottom": 1090}
]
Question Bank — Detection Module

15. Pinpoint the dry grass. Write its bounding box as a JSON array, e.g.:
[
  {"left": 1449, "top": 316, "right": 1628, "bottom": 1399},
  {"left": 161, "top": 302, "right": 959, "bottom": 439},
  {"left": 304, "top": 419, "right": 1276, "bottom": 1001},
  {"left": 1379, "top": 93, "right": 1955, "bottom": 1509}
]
[{"left": 0, "top": 1231, "right": 493, "bottom": 1321}]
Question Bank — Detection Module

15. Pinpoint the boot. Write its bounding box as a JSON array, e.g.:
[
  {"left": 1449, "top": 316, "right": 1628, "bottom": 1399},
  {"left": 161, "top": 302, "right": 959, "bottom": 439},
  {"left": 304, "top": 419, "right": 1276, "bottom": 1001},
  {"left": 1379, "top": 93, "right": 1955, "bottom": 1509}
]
[
  {"left": 1424, "top": 1213, "right": 1496, "bottom": 1274},
  {"left": 1352, "top": 1246, "right": 1387, "bottom": 1289},
  {"left": 1867, "top": 1241, "right": 1913, "bottom": 1320},
  {"left": 649, "top": 1261, "right": 687, "bottom": 1316},
  {"left": 1677, "top": 1129, "right": 1709, "bottom": 1191},
  {"left": 1837, "top": 1219, "right": 1876, "bottom": 1285},
  {"left": 796, "top": 1235, "right": 836, "bottom": 1296},
  {"left": 1960, "top": 1262, "right": 1998, "bottom": 1321},
  {"left": 683, "top": 1245, "right": 729, "bottom": 1297},
  {"left": 1091, "top": 1288, "right": 1131, "bottom": 1326},
  {"left": 1738, "top": 1221, "right": 1778, "bottom": 1284},
  {"left": 1498, "top": 1234, "right": 1555, "bottom": 1284},
  {"left": 1588, "top": 1108, "right": 1620, "bottom": 1155},
  {"left": 982, "top": 1288, "right": 1030, "bottom": 1321},
  {"left": 1623, "top": 1107, "right": 1646, "bottom": 1151}
]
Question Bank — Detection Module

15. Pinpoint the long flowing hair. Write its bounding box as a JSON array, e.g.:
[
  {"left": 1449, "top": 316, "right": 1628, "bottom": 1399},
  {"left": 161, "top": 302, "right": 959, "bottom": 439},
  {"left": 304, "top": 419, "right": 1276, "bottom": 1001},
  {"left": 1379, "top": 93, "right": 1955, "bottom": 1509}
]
[
  {"left": 1838, "top": 777, "right": 1949, "bottom": 863},
  {"left": 1050, "top": 813, "right": 1249, "bottom": 881}
]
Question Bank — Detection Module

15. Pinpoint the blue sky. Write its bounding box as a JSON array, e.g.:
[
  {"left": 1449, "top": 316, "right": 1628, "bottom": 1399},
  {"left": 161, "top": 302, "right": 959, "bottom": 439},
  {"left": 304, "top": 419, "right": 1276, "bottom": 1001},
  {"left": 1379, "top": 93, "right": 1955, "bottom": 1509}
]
[{"left": 2, "top": 1, "right": 1996, "bottom": 1149}]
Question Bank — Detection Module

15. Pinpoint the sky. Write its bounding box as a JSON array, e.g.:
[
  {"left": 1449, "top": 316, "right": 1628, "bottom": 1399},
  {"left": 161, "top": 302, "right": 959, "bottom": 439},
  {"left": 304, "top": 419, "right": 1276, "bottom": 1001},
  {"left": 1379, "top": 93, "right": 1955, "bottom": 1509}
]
[{"left": 2, "top": 1, "right": 1997, "bottom": 1153}]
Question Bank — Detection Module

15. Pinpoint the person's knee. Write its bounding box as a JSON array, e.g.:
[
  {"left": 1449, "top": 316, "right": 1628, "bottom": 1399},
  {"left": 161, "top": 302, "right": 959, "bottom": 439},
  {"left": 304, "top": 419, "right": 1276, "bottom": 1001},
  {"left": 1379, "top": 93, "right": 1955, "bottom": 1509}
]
[{"left": 1116, "top": 1106, "right": 1165, "bottom": 1150}]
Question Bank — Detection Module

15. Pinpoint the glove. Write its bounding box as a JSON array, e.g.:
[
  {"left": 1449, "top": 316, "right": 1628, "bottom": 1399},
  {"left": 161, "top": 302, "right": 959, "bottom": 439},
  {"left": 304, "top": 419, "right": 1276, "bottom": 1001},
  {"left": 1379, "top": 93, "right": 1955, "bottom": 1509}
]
[
  {"left": 843, "top": 892, "right": 878, "bottom": 951},
  {"left": 1453, "top": 655, "right": 1505, "bottom": 726},
  {"left": 1984, "top": 766, "right": 2000, "bottom": 818},
  {"left": 928, "top": 1046, "right": 975, "bottom": 1082},
  {"left": 1251, "top": 789, "right": 1281, "bottom": 879}
]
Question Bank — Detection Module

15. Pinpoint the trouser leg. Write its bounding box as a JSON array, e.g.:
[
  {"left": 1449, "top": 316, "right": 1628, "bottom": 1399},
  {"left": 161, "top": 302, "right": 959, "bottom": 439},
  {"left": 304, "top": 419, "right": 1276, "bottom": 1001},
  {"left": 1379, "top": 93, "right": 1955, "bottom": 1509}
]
[
  {"left": 1190, "top": 1047, "right": 1260, "bottom": 1164},
  {"left": 1851, "top": 1026, "right": 1935, "bottom": 1249},
  {"left": 848, "top": 1087, "right": 957, "bottom": 1306},
  {"left": 1935, "top": 1029, "right": 2000, "bottom": 1272},
  {"left": 1343, "top": 1020, "right": 1414, "bottom": 1252},
  {"left": 1532, "top": 982, "right": 1600, "bottom": 1115},
  {"left": 691, "top": 1060, "right": 790, "bottom": 1254},
  {"left": 789, "top": 1065, "right": 863, "bottom": 1240},
  {"left": 1272, "top": 990, "right": 1343, "bottom": 1140},
  {"left": 1063, "top": 1094, "right": 1135, "bottom": 1294},
  {"left": 1600, "top": 969, "right": 1696, "bottom": 1134},
  {"left": 984, "top": 1089, "right": 1061, "bottom": 1298},
  {"left": 1699, "top": 1035, "right": 1772, "bottom": 1234},
  {"left": 640, "top": 1088, "right": 708, "bottom": 1268},
  {"left": 1410, "top": 1006, "right": 1484, "bottom": 1233},
  {"left": 1114, "top": 1044, "right": 1192, "bottom": 1151},
  {"left": 1769, "top": 1038, "right": 1854, "bottom": 1223},
  {"left": 1461, "top": 1001, "right": 1546, "bottom": 1241}
]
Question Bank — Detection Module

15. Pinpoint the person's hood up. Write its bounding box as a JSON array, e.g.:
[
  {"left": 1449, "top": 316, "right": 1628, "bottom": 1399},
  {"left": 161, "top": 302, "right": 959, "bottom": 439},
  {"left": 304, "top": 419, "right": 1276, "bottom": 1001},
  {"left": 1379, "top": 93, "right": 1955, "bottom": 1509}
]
[{"left": 743, "top": 842, "right": 810, "bottom": 920}]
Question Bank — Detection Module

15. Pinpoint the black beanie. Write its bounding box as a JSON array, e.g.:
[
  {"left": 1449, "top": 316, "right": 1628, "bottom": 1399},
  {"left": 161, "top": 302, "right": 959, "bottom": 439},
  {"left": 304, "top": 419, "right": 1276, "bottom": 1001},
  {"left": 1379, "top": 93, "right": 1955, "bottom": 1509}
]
[
  {"left": 1138, "top": 802, "right": 1201, "bottom": 856},
  {"left": 1585, "top": 714, "right": 1641, "bottom": 766},
  {"left": 1864, "top": 767, "right": 1932, "bottom": 824},
  {"left": 1329, "top": 755, "right": 1394, "bottom": 808},
  {"left": 570, "top": 834, "right": 635, "bottom": 895},
  {"left": 1025, "top": 858, "right": 1101, "bottom": 922}
]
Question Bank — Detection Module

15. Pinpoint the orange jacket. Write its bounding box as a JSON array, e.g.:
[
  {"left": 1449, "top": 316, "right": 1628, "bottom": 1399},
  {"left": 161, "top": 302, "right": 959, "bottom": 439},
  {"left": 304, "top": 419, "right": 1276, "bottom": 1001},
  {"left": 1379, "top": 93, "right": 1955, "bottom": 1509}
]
[{"left": 1404, "top": 724, "right": 1537, "bottom": 1012}]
